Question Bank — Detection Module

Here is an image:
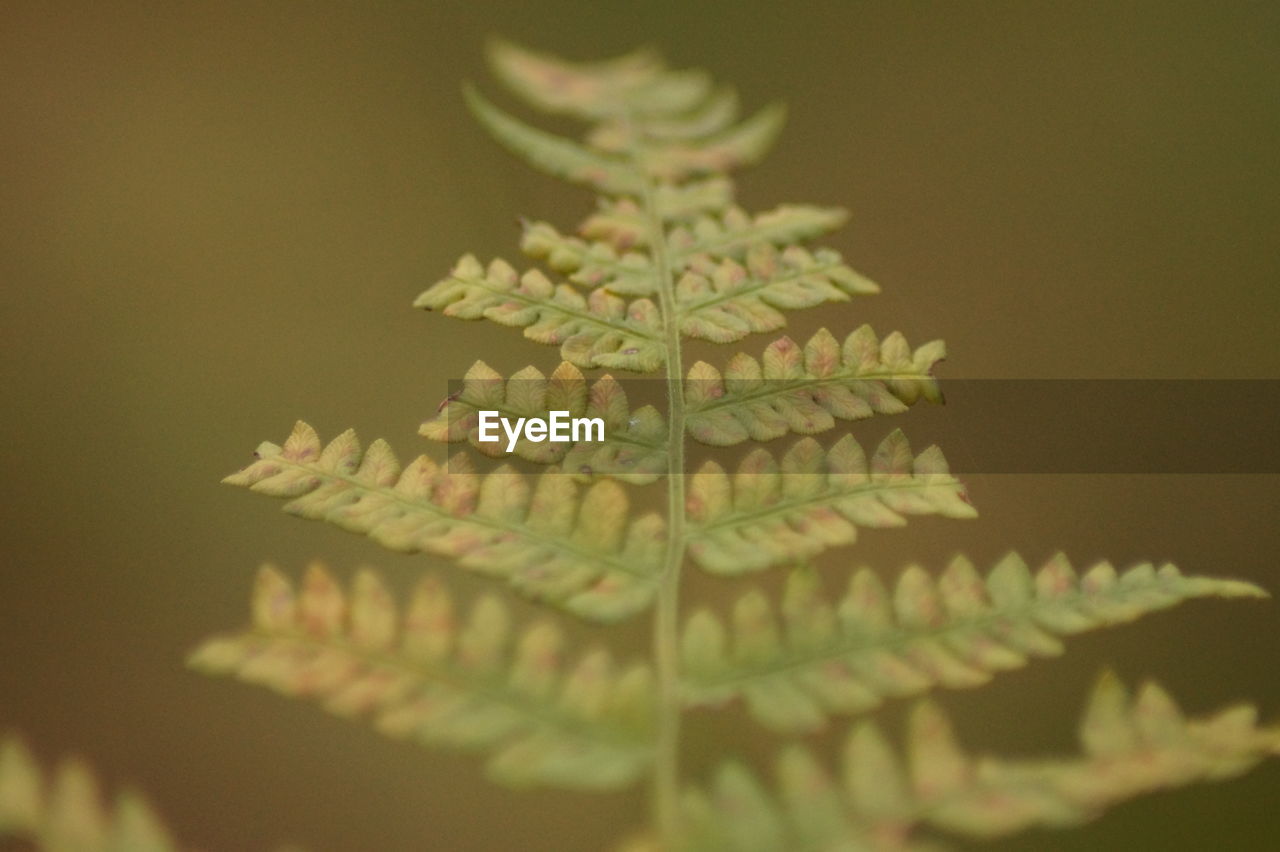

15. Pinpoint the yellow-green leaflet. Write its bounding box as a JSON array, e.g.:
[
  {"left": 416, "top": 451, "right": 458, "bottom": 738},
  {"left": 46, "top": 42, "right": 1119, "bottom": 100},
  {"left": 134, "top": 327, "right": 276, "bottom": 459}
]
[{"left": 0, "top": 734, "right": 179, "bottom": 852}]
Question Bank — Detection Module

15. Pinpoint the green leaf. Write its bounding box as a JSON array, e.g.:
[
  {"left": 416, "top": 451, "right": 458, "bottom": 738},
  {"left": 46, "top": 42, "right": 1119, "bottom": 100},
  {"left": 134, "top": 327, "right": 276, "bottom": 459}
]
[
  {"left": 640, "top": 104, "right": 787, "bottom": 180},
  {"left": 520, "top": 220, "right": 658, "bottom": 295},
  {"left": 0, "top": 733, "right": 179, "bottom": 852},
  {"left": 578, "top": 180, "right": 738, "bottom": 250},
  {"left": 449, "top": 45, "right": 869, "bottom": 353},
  {"left": 669, "top": 204, "right": 848, "bottom": 262},
  {"left": 685, "top": 431, "right": 976, "bottom": 575},
  {"left": 613, "top": 87, "right": 741, "bottom": 142},
  {"left": 677, "top": 245, "right": 878, "bottom": 343},
  {"left": 685, "top": 326, "right": 945, "bottom": 446},
  {"left": 478, "top": 37, "right": 786, "bottom": 192},
  {"left": 681, "top": 554, "right": 1267, "bottom": 733},
  {"left": 521, "top": 201, "right": 842, "bottom": 300},
  {"left": 224, "top": 422, "right": 665, "bottom": 622},
  {"left": 190, "top": 563, "right": 655, "bottom": 791},
  {"left": 486, "top": 38, "right": 687, "bottom": 121},
  {"left": 414, "top": 254, "right": 664, "bottom": 372},
  {"left": 464, "top": 85, "right": 644, "bottom": 194},
  {"left": 681, "top": 673, "right": 1280, "bottom": 850},
  {"left": 420, "top": 360, "right": 668, "bottom": 484},
  {"left": 480, "top": 39, "right": 786, "bottom": 185}
]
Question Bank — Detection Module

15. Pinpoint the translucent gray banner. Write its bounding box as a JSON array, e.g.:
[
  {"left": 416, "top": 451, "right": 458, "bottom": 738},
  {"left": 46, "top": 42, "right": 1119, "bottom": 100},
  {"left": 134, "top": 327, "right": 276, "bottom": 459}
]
[{"left": 431, "top": 379, "right": 1280, "bottom": 474}]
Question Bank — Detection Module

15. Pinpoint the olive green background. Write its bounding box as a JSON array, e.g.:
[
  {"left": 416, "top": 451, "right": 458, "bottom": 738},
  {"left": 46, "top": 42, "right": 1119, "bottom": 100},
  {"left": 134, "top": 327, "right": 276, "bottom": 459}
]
[{"left": 2, "top": 1, "right": 1278, "bottom": 850}]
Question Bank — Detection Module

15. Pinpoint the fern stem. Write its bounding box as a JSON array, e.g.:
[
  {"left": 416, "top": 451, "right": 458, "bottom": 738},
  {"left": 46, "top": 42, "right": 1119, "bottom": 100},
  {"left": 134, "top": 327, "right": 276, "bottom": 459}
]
[{"left": 641, "top": 171, "right": 687, "bottom": 848}]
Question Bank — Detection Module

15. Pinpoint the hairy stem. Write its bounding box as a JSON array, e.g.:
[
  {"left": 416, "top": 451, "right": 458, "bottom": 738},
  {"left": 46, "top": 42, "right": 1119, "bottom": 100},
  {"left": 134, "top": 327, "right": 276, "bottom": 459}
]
[{"left": 642, "top": 174, "right": 686, "bottom": 847}]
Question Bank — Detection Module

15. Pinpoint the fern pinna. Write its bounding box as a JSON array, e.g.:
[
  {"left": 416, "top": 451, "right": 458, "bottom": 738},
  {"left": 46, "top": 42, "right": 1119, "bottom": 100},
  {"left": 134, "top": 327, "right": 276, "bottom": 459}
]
[{"left": 187, "top": 41, "right": 1276, "bottom": 851}]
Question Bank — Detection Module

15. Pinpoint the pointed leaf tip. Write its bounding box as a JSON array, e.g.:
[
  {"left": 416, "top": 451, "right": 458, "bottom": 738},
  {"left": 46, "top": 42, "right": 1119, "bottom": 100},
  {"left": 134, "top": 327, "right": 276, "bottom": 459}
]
[{"left": 682, "top": 552, "right": 1266, "bottom": 733}]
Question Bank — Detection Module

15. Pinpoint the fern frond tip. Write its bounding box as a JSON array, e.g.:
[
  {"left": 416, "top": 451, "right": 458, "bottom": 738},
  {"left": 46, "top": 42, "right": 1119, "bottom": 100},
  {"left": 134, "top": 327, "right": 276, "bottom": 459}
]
[
  {"left": 681, "top": 553, "right": 1270, "bottom": 733},
  {"left": 685, "top": 674, "right": 1280, "bottom": 849}
]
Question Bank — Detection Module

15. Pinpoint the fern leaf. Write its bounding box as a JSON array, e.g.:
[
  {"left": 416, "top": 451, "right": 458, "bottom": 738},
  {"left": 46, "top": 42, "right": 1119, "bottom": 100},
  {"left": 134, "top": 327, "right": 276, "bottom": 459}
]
[
  {"left": 484, "top": 39, "right": 681, "bottom": 121},
  {"left": 676, "top": 245, "right": 878, "bottom": 343},
  {"left": 653, "top": 178, "right": 738, "bottom": 220},
  {"left": 504, "top": 226, "right": 877, "bottom": 347},
  {"left": 681, "top": 554, "right": 1266, "bottom": 733},
  {"left": 414, "top": 255, "right": 664, "bottom": 372},
  {"left": 575, "top": 182, "right": 738, "bottom": 254},
  {"left": 519, "top": 220, "right": 658, "bottom": 295},
  {"left": 604, "top": 87, "right": 741, "bottom": 143},
  {"left": 424, "top": 344, "right": 942, "bottom": 473},
  {"left": 464, "top": 85, "right": 645, "bottom": 194},
  {"left": 218, "top": 40, "right": 1280, "bottom": 851},
  {"left": 685, "top": 326, "right": 944, "bottom": 446},
  {"left": 224, "top": 422, "right": 664, "bottom": 621},
  {"left": 669, "top": 205, "right": 848, "bottom": 261},
  {"left": 681, "top": 673, "right": 1280, "bottom": 850},
  {"left": 431, "top": 43, "right": 884, "bottom": 361},
  {"left": 466, "top": 81, "right": 782, "bottom": 191},
  {"left": 522, "top": 203, "right": 862, "bottom": 309},
  {"left": 484, "top": 39, "right": 782, "bottom": 182},
  {"left": 639, "top": 104, "right": 787, "bottom": 180},
  {"left": 0, "top": 733, "right": 178, "bottom": 851},
  {"left": 190, "top": 564, "right": 655, "bottom": 791},
  {"left": 420, "top": 360, "right": 667, "bottom": 484},
  {"left": 685, "top": 431, "right": 976, "bottom": 575}
]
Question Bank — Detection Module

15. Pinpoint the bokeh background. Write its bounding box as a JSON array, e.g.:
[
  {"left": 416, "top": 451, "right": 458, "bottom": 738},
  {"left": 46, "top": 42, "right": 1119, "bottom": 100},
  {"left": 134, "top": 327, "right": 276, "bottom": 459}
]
[{"left": 3, "top": 1, "right": 1278, "bottom": 849}]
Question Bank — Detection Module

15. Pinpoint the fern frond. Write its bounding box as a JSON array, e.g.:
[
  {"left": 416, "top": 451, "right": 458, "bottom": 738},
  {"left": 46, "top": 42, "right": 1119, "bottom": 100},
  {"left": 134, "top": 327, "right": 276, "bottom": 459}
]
[
  {"left": 420, "top": 360, "right": 667, "bottom": 484},
  {"left": 190, "top": 563, "right": 655, "bottom": 790},
  {"left": 217, "top": 39, "right": 1280, "bottom": 850},
  {"left": 465, "top": 78, "right": 783, "bottom": 194},
  {"left": 0, "top": 733, "right": 178, "bottom": 851},
  {"left": 685, "top": 432, "right": 976, "bottom": 575},
  {"left": 413, "top": 255, "right": 665, "bottom": 372},
  {"left": 482, "top": 40, "right": 783, "bottom": 181},
  {"left": 484, "top": 39, "right": 685, "bottom": 122},
  {"left": 588, "top": 87, "right": 742, "bottom": 150},
  {"left": 686, "top": 326, "right": 944, "bottom": 446},
  {"left": 681, "top": 554, "right": 1266, "bottom": 733},
  {"left": 681, "top": 672, "right": 1280, "bottom": 851},
  {"left": 598, "top": 87, "right": 740, "bottom": 144},
  {"left": 223, "top": 422, "right": 664, "bottom": 621},
  {"left": 421, "top": 43, "right": 884, "bottom": 365}
]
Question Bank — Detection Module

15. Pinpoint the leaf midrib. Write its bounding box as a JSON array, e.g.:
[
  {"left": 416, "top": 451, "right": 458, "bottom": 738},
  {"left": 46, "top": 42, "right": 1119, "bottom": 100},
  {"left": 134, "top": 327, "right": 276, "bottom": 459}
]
[
  {"left": 687, "top": 370, "right": 934, "bottom": 417},
  {"left": 685, "top": 572, "right": 1208, "bottom": 691},
  {"left": 675, "top": 256, "right": 850, "bottom": 316},
  {"left": 239, "top": 627, "right": 653, "bottom": 751},
  {"left": 668, "top": 211, "right": 842, "bottom": 263},
  {"left": 263, "top": 451, "right": 663, "bottom": 584},
  {"left": 450, "top": 269, "right": 662, "bottom": 341},
  {"left": 689, "top": 475, "right": 962, "bottom": 536}
]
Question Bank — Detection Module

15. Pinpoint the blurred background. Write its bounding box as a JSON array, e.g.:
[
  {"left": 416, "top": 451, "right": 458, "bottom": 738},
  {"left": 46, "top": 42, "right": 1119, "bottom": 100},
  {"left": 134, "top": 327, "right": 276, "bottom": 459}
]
[{"left": 2, "top": 1, "right": 1278, "bottom": 849}]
